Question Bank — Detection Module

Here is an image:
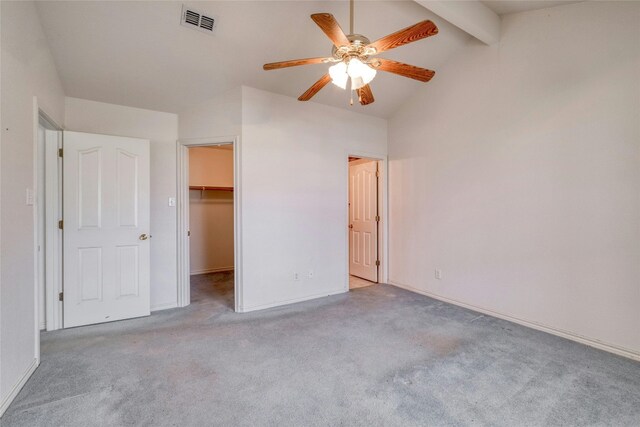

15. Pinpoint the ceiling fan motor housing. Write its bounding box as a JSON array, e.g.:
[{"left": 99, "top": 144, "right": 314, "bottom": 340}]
[{"left": 332, "top": 34, "right": 376, "bottom": 63}]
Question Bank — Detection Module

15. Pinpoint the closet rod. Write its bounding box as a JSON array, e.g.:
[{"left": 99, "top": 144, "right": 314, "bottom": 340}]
[{"left": 188, "top": 186, "right": 234, "bottom": 192}]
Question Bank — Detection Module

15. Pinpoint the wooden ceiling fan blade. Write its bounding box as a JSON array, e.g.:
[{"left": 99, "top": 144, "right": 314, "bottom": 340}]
[
  {"left": 357, "top": 84, "right": 374, "bottom": 105},
  {"left": 298, "top": 74, "right": 332, "bottom": 101},
  {"left": 374, "top": 58, "right": 435, "bottom": 82},
  {"left": 366, "top": 20, "right": 438, "bottom": 54},
  {"left": 311, "top": 13, "right": 350, "bottom": 48},
  {"left": 263, "top": 57, "right": 330, "bottom": 71}
]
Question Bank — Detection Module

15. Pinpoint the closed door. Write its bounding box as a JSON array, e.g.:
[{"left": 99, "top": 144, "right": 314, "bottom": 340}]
[
  {"left": 349, "top": 160, "right": 378, "bottom": 282},
  {"left": 63, "top": 131, "right": 150, "bottom": 328}
]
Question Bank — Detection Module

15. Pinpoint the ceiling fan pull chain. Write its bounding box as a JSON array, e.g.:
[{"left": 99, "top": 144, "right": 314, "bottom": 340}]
[{"left": 350, "top": 90, "right": 354, "bottom": 106}]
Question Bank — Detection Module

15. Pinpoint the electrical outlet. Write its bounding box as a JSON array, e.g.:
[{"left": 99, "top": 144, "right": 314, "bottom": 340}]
[
  {"left": 308, "top": 270, "right": 314, "bottom": 279},
  {"left": 293, "top": 272, "right": 300, "bottom": 281},
  {"left": 435, "top": 269, "right": 442, "bottom": 280}
]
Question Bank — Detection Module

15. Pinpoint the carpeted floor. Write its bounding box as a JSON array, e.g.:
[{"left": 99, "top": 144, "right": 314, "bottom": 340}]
[{"left": 3, "top": 273, "right": 639, "bottom": 426}]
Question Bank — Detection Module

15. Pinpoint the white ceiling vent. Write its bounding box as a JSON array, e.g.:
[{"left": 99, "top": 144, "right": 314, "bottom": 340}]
[{"left": 181, "top": 5, "right": 217, "bottom": 34}]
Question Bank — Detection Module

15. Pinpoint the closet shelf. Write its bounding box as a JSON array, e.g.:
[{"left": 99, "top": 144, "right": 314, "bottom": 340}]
[{"left": 189, "top": 186, "right": 234, "bottom": 192}]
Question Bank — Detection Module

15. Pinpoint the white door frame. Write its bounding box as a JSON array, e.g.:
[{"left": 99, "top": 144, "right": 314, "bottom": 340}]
[
  {"left": 344, "top": 151, "right": 388, "bottom": 291},
  {"left": 176, "top": 136, "right": 242, "bottom": 311},
  {"left": 36, "top": 104, "right": 64, "bottom": 333}
]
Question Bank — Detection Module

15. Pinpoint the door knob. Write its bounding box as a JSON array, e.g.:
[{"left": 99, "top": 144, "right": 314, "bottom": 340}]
[
  {"left": 139, "top": 233, "right": 151, "bottom": 240},
  {"left": 349, "top": 224, "right": 353, "bottom": 229}
]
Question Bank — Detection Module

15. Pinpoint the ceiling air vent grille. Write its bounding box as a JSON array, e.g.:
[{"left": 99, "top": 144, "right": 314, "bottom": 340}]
[
  {"left": 199, "top": 15, "right": 215, "bottom": 31},
  {"left": 181, "top": 5, "right": 217, "bottom": 35},
  {"left": 184, "top": 10, "right": 200, "bottom": 26}
]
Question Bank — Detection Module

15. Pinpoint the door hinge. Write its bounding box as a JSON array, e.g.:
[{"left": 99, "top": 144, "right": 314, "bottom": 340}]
[
  {"left": 58, "top": 292, "right": 64, "bottom": 302},
  {"left": 375, "top": 170, "right": 380, "bottom": 178},
  {"left": 58, "top": 220, "right": 63, "bottom": 230},
  {"left": 375, "top": 215, "right": 380, "bottom": 222},
  {"left": 187, "top": 230, "right": 191, "bottom": 237},
  {"left": 58, "top": 148, "right": 63, "bottom": 158},
  {"left": 375, "top": 260, "right": 380, "bottom": 266}
]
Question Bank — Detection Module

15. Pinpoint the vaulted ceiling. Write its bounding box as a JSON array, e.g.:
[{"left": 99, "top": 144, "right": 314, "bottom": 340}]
[
  {"left": 36, "top": 1, "right": 472, "bottom": 118},
  {"left": 482, "top": 1, "right": 581, "bottom": 15},
  {"left": 36, "top": 1, "right": 580, "bottom": 118}
]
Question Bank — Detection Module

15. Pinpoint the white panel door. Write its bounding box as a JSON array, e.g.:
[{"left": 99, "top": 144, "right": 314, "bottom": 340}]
[
  {"left": 349, "top": 161, "right": 378, "bottom": 282},
  {"left": 63, "top": 131, "right": 150, "bottom": 328}
]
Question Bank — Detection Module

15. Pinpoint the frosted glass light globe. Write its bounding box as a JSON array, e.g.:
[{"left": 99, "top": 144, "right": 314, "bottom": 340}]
[
  {"left": 329, "top": 62, "right": 348, "bottom": 89},
  {"left": 347, "top": 58, "right": 376, "bottom": 86}
]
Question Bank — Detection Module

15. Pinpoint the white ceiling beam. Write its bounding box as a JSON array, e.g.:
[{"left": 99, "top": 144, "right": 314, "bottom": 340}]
[{"left": 414, "top": 1, "right": 501, "bottom": 45}]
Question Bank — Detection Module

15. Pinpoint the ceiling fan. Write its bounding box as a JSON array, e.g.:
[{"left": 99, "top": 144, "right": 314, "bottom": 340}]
[{"left": 263, "top": 0, "right": 439, "bottom": 106}]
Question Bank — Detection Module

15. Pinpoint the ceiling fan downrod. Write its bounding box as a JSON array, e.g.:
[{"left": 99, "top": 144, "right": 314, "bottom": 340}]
[{"left": 349, "top": 0, "right": 354, "bottom": 35}]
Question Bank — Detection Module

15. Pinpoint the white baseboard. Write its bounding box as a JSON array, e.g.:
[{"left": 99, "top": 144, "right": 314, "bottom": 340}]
[
  {"left": 190, "top": 266, "right": 234, "bottom": 275},
  {"left": 0, "top": 358, "right": 39, "bottom": 417},
  {"left": 150, "top": 301, "right": 178, "bottom": 312},
  {"left": 389, "top": 280, "right": 640, "bottom": 362},
  {"left": 39, "top": 321, "right": 46, "bottom": 331},
  {"left": 239, "top": 288, "right": 346, "bottom": 313}
]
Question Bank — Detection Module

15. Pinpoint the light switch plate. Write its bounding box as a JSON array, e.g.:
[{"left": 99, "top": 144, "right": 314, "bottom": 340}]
[
  {"left": 26, "top": 188, "right": 34, "bottom": 206},
  {"left": 168, "top": 197, "right": 176, "bottom": 207}
]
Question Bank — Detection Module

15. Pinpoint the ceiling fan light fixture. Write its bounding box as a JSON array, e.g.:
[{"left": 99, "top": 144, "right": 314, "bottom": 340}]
[
  {"left": 329, "top": 61, "right": 348, "bottom": 89},
  {"left": 347, "top": 58, "right": 376, "bottom": 86},
  {"left": 330, "top": 58, "right": 377, "bottom": 91}
]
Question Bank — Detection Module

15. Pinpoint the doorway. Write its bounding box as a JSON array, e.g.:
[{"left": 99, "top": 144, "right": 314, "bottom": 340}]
[
  {"left": 188, "top": 145, "right": 235, "bottom": 309},
  {"left": 176, "top": 136, "right": 242, "bottom": 312},
  {"left": 348, "top": 156, "right": 382, "bottom": 290}
]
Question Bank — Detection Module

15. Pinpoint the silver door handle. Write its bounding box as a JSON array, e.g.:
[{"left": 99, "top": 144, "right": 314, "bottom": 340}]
[{"left": 139, "top": 233, "right": 151, "bottom": 240}]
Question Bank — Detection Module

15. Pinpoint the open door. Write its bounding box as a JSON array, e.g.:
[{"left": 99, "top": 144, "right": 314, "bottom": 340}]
[
  {"left": 349, "top": 160, "right": 379, "bottom": 282},
  {"left": 63, "top": 131, "right": 150, "bottom": 328}
]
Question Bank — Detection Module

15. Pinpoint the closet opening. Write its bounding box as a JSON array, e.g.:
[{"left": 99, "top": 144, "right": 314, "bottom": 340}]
[{"left": 188, "top": 144, "right": 235, "bottom": 309}]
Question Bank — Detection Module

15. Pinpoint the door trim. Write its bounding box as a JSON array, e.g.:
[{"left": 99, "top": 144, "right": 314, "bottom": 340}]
[
  {"left": 345, "top": 152, "right": 388, "bottom": 291},
  {"left": 176, "top": 136, "right": 242, "bottom": 312},
  {"left": 37, "top": 104, "right": 64, "bottom": 334}
]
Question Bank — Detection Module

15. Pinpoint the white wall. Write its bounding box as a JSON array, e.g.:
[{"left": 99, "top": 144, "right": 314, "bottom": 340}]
[
  {"left": 240, "top": 87, "right": 387, "bottom": 311},
  {"left": 388, "top": 2, "right": 640, "bottom": 357},
  {"left": 179, "top": 86, "right": 388, "bottom": 311},
  {"left": 189, "top": 147, "right": 234, "bottom": 187},
  {"left": 0, "top": 0, "right": 66, "bottom": 414},
  {"left": 178, "top": 88, "right": 242, "bottom": 140},
  {"left": 189, "top": 147, "right": 234, "bottom": 274},
  {"left": 64, "top": 97, "right": 179, "bottom": 311}
]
